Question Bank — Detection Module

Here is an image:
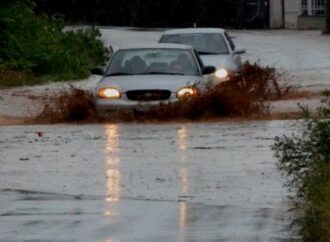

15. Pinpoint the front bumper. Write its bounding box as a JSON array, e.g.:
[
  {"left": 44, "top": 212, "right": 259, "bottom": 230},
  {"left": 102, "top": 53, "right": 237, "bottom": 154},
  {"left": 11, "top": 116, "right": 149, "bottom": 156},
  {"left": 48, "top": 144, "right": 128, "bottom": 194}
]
[{"left": 94, "top": 95, "right": 179, "bottom": 117}]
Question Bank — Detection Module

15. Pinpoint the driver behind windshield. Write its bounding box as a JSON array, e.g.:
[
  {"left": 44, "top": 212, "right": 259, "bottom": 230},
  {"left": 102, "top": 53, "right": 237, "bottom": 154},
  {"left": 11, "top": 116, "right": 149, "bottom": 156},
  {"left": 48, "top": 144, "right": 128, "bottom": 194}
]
[
  {"left": 126, "top": 56, "right": 146, "bottom": 74},
  {"left": 170, "top": 53, "right": 194, "bottom": 73}
]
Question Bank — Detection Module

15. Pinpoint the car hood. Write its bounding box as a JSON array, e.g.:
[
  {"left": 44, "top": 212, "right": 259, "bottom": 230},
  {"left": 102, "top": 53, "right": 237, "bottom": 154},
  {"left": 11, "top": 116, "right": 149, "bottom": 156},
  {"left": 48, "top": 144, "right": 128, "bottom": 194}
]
[
  {"left": 200, "top": 55, "right": 237, "bottom": 71},
  {"left": 96, "top": 75, "right": 202, "bottom": 92}
]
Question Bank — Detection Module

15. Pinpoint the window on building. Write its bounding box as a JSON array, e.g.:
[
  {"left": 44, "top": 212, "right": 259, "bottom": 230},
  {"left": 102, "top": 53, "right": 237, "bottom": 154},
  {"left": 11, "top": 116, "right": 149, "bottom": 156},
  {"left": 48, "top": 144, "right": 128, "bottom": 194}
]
[{"left": 302, "top": 0, "right": 325, "bottom": 16}]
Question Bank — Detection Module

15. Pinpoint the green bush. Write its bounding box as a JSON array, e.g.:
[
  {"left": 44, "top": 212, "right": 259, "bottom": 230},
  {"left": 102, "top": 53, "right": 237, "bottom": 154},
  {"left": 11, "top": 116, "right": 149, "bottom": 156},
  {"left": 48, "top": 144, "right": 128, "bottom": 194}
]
[
  {"left": 273, "top": 91, "right": 330, "bottom": 241},
  {"left": 0, "top": 0, "right": 109, "bottom": 86}
]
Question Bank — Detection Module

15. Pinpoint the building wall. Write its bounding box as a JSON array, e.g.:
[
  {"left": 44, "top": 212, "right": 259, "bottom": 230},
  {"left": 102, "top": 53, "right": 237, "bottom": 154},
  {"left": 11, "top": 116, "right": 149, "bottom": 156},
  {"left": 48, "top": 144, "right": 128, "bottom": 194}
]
[
  {"left": 270, "top": 0, "right": 284, "bottom": 28},
  {"left": 284, "top": 0, "right": 301, "bottom": 28},
  {"left": 269, "top": 0, "right": 325, "bottom": 29},
  {"left": 298, "top": 16, "right": 325, "bottom": 29}
]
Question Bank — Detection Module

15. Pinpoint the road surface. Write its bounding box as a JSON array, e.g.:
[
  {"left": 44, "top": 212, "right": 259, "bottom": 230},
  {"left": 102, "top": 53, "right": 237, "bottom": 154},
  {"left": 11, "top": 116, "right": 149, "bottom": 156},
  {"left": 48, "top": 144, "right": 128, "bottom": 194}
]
[
  {"left": 2, "top": 28, "right": 329, "bottom": 241},
  {"left": 0, "top": 121, "right": 295, "bottom": 241}
]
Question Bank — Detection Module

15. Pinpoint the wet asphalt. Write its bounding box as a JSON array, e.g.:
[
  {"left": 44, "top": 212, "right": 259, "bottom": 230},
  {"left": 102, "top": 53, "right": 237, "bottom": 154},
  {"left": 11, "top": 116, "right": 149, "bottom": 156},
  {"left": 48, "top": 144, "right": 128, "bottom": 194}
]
[{"left": 0, "top": 121, "right": 296, "bottom": 241}]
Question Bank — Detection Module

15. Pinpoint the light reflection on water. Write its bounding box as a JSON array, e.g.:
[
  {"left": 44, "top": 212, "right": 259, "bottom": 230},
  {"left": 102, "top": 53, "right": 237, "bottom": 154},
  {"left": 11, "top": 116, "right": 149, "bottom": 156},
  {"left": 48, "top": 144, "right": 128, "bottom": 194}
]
[
  {"left": 104, "top": 124, "right": 121, "bottom": 242},
  {"left": 104, "top": 124, "right": 121, "bottom": 203},
  {"left": 178, "top": 126, "right": 187, "bottom": 153},
  {"left": 103, "top": 124, "right": 191, "bottom": 241},
  {"left": 178, "top": 126, "right": 188, "bottom": 241}
]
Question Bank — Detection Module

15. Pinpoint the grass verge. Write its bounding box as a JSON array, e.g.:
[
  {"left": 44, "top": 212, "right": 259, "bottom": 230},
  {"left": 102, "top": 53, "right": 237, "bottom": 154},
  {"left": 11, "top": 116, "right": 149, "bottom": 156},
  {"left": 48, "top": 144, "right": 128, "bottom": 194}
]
[{"left": 0, "top": 69, "right": 44, "bottom": 87}]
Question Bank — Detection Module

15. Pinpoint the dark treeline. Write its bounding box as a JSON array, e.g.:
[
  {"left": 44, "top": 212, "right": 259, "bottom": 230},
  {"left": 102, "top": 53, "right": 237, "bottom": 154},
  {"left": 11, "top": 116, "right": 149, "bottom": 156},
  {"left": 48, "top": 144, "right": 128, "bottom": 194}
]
[{"left": 33, "top": 0, "right": 239, "bottom": 27}]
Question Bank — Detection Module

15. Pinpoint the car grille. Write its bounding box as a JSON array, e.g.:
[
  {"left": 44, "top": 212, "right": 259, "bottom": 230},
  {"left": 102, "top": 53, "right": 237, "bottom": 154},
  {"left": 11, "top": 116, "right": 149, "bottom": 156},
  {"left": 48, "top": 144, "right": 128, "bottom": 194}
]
[{"left": 126, "top": 90, "right": 171, "bottom": 101}]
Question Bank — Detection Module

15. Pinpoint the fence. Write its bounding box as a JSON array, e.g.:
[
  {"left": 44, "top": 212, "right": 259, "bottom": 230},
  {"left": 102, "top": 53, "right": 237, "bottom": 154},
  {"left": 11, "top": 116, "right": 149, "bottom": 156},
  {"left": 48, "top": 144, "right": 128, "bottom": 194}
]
[{"left": 302, "top": 0, "right": 325, "bottom": 16}]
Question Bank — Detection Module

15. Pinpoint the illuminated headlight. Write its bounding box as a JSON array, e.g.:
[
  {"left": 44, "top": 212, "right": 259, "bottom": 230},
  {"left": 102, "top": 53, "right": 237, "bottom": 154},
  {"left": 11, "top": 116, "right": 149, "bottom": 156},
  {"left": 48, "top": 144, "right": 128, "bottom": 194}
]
[
  {"left": 98, "top": 88, "right": 121, "bottom": 99},
  {"left": 177, "top": 87, "right": 199, "bottom": 98},
  {"left": 214, "top": 68, "right": 229, "bottom": 79}
]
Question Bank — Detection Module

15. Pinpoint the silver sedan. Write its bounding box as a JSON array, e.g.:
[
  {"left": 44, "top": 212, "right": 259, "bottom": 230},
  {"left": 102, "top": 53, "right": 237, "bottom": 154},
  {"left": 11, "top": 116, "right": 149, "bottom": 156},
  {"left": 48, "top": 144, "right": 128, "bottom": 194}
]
[
  {"left": 91, "top": 44, "right": 215, "bottom": 117},
  {"left": 159, "top": 28, "right": 246, "bottom": 86}
]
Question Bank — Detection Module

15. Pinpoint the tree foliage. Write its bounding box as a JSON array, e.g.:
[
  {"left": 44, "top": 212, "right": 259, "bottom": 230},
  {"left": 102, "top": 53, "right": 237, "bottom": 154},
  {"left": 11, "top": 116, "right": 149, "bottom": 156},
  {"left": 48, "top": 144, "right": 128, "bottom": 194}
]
[
  {"left": 273, "top": 91, "right": 330, "bottom": 241},
  {"left": 34, "top": 0, "right": 238, "bottom": 27},
  {"left": 324, "top": 0, "right": 330, "bottom": 34},
  {"left": 0, "top": 0, "right": 109, "bottom": 85}
]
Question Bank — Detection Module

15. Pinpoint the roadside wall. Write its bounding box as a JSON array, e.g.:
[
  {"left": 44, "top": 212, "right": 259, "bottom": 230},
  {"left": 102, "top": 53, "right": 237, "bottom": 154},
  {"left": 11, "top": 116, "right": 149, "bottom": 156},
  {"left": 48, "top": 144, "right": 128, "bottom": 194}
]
[
  {"left": 298, "top": 16, "right": 325, "bottom": 29},
  {"left": 269, "top": 0, "right": 284, "bottom": 28},
  {"left": 284, "top": 0, "right": 301, "bottom": 28}
]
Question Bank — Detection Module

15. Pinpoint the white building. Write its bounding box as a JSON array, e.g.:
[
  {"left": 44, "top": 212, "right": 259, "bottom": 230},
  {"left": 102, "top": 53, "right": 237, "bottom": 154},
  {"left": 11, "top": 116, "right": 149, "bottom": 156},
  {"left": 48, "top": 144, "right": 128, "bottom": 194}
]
[{"left": 269, "top": 0, "right": 325, "bottom": 29}]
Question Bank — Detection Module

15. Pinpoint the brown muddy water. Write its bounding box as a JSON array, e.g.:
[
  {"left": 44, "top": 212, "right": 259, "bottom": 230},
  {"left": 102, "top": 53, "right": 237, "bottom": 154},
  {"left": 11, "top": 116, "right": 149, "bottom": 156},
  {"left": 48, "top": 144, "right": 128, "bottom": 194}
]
[{"left": 32, "top": 62, "right": 298, "bottom": 124}]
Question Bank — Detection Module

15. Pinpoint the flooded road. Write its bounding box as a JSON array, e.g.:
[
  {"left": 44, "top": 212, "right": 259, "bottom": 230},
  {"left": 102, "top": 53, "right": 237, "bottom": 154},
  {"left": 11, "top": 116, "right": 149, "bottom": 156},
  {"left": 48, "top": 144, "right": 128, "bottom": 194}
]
[{"left": 0, "top": 121, "right": 294, "bottom": 241}]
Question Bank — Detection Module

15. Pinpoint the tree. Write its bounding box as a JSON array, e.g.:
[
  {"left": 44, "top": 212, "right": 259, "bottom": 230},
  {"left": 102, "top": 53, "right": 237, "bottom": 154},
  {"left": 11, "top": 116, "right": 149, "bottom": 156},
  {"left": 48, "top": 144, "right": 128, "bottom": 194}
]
[{"left": 324, "top": 0, "right": 330, "bottom": 34}]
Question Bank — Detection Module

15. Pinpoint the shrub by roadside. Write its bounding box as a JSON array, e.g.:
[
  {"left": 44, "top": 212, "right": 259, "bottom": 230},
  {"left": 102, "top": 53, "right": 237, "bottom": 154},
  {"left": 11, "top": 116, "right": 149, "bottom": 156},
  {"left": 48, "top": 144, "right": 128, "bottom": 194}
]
[
  {"left": 273, "top": 91, "right": 330, "bottom": 242},
  {"left": 0, "top": 0, "right": 109, "bottom": 87}
]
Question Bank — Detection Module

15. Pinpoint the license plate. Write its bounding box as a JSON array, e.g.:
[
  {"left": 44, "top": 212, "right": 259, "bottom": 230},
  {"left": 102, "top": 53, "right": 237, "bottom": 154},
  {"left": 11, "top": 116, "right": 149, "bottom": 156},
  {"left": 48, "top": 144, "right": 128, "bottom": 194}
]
[{"left": 136, "top": 105, "right": 151, "bottom": 112}]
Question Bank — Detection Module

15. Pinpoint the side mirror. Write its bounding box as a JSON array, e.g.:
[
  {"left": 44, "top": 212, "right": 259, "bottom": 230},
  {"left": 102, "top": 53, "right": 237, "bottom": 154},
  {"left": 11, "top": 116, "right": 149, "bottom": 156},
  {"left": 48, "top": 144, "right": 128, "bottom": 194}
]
[
  {"left": 233, "top": 49, "right": 246, "bottom": 55},
  {"left": 202, "top": 66, "right": 216, "bottom": 75},
  {"left": 91, "top": 67, "right": 104, "bottom": 76}
]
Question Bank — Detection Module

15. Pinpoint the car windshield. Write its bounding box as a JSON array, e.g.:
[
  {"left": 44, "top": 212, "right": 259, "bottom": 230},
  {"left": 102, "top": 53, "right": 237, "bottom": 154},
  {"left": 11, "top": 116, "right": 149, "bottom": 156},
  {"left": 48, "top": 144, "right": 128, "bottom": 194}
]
[
  {"left": 105, "top": 48, "right": 199, "bottom": 76},
  {"left": 159, "top": 33, "right": 229, "bottom": 55}
]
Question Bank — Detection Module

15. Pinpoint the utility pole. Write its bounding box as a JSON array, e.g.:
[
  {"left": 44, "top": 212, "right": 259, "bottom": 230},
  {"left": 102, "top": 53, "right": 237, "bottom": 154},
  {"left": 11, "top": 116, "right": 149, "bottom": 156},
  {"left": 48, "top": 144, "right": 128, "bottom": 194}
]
[{"left": 324, "top": 0, "right": 330, "bottom": 34}]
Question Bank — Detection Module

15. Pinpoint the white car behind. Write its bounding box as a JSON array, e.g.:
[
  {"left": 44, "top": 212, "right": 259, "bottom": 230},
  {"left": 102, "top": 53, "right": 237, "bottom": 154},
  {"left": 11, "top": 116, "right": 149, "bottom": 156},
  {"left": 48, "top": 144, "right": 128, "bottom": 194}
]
[{"left": 159, "top": 28, "right": 246, "bottom": 86}]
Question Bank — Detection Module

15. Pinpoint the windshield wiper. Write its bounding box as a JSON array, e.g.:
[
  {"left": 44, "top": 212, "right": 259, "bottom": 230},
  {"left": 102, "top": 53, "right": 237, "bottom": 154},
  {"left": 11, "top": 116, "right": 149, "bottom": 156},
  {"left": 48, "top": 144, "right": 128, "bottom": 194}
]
[
  {"left": 197, "top": 51, "right": 218, "bottom": 55},
  {"left": 139, "top": 72, "right": 185, "bottom": 75},
  {"left": 107, "top": 72, "right": 187, "bottom": 76},
  {"left": 197, "top": 51, "right": 226, "bottom": 55}
]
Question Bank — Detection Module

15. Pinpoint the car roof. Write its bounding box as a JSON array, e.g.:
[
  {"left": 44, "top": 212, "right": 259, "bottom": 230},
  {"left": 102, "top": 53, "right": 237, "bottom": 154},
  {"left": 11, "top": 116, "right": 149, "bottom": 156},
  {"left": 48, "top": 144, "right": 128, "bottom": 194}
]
[
  {"left": 117, "top": 43, "right": 194, "bottom": 51},
  {"left": 162, "top": 28, "right": 226, "bottom": 35}
]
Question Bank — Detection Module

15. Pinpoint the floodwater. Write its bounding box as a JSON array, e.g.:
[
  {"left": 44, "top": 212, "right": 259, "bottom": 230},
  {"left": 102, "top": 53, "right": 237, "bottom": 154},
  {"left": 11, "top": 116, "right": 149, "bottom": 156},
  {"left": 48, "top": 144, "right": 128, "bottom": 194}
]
[
  {"left": 0, "top": 120, "right": 295, "bottom": 241},
  {"left": 1, "top": 27, "right": 329, "bottom": 242}
]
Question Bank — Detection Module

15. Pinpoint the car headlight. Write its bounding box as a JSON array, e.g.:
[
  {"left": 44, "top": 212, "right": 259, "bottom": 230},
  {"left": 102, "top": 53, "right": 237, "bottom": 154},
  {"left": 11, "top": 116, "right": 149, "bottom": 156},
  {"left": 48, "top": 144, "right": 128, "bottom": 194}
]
[
  {"left": 98, "top": 87, "right": 121, "bottom": 99},
  {"left": 177, "top": 87, "right": 199, "bottom": 98},
  {"left": 214, "top": 68, "right": 229, "bottom": 79}
]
